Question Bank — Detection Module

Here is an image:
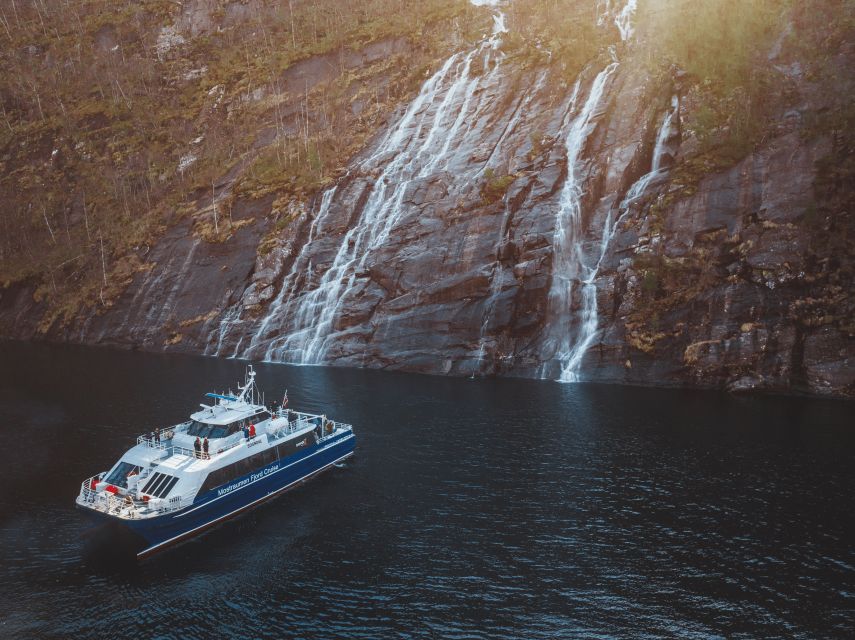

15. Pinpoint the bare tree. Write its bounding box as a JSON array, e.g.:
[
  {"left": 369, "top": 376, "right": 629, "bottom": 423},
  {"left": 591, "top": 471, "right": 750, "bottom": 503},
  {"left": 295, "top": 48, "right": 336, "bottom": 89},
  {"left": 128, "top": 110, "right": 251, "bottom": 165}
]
[{"left": 42, "top": 206, "right": 57, "bottom": 244}]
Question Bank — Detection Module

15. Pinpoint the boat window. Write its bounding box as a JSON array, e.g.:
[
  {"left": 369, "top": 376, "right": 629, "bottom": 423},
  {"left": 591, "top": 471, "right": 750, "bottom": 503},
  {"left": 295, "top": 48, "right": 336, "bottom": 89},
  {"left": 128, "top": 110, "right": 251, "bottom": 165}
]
[
  {"left": 186, "top": 420, "right": 210, "bottom": 437},
  {"left": 187, "top": 420, "right": 233, "bottom": 439},
  {"left": 205, "top": 466, "right": 229, "bottom": 490},
  {"left": 275, "top": 431, "right": 317, "bottom": 460},
  {"left": 141, "top": 474, "right": 160, "bottom": 494},
  {"left": 148, "top": 473, "right": 171, "bottom": 496},
  {"left": 159, "top": 475, "right": 180, "bottom": 497},
  {"left": 215, "top": 411, "right": 269, "bottom": 434},
  {"left": 259, "top": 447, "right": 277, "bottom": 466},
  {"left": 206, "top": 424, "right": 230, "bottom": 439},
  {"left": 199, "top": 464, "right": 234, "bottom": 495},
  {"left": 105, "top": 462, "right": 141, "bottom": 488},
  {"left": 197, "top": 447, "right": 282, "bottom": 495}
]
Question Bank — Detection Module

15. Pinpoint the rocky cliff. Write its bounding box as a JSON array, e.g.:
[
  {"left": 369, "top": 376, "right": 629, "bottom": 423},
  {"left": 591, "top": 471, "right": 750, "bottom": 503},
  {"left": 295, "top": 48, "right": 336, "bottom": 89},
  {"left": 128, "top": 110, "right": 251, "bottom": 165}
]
[{"left": 1, "top": 0, "right": 853, "bottom": 397}]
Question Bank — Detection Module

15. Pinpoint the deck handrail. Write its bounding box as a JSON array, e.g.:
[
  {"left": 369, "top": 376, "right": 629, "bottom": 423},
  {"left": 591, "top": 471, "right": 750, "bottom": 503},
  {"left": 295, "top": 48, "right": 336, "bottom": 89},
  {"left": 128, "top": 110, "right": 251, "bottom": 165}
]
[
  {"left": 79, "top": 418, "right": 353, "bottom": 518},
  {"left": 270, "top": 414, "right": 352, "bottom": 439},
  {"left": 78, "top": 474, "right": 103, "bottom": 502}
]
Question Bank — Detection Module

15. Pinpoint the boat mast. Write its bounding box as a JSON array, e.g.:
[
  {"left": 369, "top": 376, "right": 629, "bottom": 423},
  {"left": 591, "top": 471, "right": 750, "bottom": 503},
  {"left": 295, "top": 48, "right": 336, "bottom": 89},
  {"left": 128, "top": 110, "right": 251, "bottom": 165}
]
[{"left": 237, "top": 365, "right": 257, "bottom": 404}]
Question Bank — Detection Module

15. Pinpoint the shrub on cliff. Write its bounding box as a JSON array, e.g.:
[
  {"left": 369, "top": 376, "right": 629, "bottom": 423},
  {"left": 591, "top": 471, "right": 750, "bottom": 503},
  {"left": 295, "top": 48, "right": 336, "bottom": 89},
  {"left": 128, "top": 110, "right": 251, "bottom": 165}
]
[
  {"left": 480, "top": 168, "right": 515, "bottom": 205},
  {"left": 0, "top": 0, "right": 476, "bottom": 331},
  {"left": 639, "top": 0, "right": 783, "bottom": 163}
]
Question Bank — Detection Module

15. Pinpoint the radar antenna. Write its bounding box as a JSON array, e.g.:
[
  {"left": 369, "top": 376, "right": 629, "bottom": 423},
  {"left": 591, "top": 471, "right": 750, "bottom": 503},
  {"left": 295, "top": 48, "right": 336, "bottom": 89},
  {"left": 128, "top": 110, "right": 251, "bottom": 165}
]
[{"left": 237, "top": 365, "right": 257, "bottom": 404}]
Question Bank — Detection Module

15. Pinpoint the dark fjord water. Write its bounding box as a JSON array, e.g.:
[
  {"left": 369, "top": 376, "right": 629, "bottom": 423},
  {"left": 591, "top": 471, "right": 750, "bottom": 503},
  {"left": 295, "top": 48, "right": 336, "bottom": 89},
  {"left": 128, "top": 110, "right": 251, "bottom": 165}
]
[{"left": 0, "top": 341, "right": 853, "bottom": 639}]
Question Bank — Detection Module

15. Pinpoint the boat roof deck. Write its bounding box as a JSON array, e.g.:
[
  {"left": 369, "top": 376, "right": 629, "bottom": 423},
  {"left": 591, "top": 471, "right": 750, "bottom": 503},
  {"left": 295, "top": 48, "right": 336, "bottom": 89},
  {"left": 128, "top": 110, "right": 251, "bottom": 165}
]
[{"left": 190, "top": 402, "right": 267, "bottom": 425}]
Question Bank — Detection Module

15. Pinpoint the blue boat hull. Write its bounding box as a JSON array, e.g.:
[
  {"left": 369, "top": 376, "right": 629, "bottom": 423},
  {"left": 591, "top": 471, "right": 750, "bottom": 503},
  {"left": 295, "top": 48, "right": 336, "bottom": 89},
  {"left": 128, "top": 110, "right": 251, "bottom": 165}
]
[{"left": 82, "top": 430, "right": 356, "bottom": 558}]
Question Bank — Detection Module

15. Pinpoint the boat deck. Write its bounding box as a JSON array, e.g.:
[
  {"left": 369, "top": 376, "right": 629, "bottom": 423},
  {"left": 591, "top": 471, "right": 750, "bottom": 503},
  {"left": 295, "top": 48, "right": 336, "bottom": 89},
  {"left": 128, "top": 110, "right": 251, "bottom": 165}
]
[{"left": 77, "top": 410, "right": 352, "bottom": 520}]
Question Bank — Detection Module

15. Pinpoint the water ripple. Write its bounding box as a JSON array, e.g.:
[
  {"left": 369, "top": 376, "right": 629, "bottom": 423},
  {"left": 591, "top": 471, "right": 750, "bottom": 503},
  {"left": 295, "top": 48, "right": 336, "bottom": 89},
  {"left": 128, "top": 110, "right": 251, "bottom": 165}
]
[{"left": 0, "top": 342, "right": 853, "bottom": 638}]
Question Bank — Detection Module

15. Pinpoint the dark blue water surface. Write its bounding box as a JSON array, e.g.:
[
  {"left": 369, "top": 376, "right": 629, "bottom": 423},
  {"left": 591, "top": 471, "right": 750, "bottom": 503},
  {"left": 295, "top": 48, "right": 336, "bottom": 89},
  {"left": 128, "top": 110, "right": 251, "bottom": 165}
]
[{"left": 0, "top": 341, "right": 853, "bottom": 639}]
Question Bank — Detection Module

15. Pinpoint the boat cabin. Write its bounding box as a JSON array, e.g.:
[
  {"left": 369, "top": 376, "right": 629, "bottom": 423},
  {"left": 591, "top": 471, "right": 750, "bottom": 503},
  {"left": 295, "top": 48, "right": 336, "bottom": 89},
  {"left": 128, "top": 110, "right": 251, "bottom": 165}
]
[{"left": 77, "top": 366, "right": 350, "bottom": 522}]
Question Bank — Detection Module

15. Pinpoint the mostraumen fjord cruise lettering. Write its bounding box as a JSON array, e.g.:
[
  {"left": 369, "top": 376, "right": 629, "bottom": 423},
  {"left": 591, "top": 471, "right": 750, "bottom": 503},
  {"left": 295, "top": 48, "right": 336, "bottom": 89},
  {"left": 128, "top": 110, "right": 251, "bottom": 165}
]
[{"left": 217, "top": 464, "right": 280, "bottom": 497}]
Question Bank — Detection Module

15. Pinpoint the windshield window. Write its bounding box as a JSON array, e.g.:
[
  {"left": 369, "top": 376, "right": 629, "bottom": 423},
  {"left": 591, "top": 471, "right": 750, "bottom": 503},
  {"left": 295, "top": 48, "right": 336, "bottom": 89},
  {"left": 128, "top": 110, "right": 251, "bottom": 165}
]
[
  {"left": 187, "top": 420, "right": 233, "bottom": 439},
  {"left": 105, "top": 462, "right": 141, "bottom": 488},
  {"left": 186, "top": 420, "right": 209, "bottom": 437}
]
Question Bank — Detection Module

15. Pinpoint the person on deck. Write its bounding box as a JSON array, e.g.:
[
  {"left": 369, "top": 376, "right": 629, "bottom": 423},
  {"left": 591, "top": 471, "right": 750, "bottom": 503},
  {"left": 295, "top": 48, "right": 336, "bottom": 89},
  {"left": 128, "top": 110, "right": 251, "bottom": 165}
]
[
  {"left": 194, "top": 437, "right": 201, "bottom": 459},
  {"left": 154, "top": 429, "right": 161, "bottom": 445},
  {"left": 203, "top": 437, "right": 210, "bottom": 460},
  {"left": 242, "top": 424, "right": 249, "bottom": 440},
  {"left": 249, "top": 423, "right": 256, "bottom": 439}
]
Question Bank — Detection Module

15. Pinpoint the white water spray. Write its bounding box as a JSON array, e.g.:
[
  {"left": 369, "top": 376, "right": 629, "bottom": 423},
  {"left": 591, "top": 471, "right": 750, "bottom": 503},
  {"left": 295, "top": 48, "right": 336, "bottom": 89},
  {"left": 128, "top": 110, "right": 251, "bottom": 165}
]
[
  {"left": 614, "top": 0, "right": 638, "bottom": 41},
  {"left": 544, "top": 0, "right": 643, "bottom": 381},
  {"left": 559, "top": 96, "right": 679, "bottom": 381},
  {"left": 242, "top": 2, "right": 509, "bottom": 364},
  {"left": 542, "top": 63, "right": 618, "bottom": 381}
]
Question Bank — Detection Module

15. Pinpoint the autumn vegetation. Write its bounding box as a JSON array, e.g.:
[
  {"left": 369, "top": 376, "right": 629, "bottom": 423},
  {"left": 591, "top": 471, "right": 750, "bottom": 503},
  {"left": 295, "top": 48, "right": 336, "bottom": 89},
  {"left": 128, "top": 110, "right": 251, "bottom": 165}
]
[
  {"left": 0, "top": 0, "right": 479, "bottom": 330},
  {"left": 1, "top": 0, "right": 851, "bottom": 339}
]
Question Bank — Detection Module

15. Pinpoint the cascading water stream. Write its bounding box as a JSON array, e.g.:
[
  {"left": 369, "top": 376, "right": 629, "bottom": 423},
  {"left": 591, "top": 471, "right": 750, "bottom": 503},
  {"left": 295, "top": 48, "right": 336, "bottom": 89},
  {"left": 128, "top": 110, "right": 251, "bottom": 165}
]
[
  {"left": 546, "top": 0, "right": 650, "bottom": 381},
  {"left": 541, "top": 63, "right": 618, "bottom": 381},
  {"left": 559, "top": 96, "right": 679, "bottom": 381},
  {"left": 210, "top": 188, "right": 337, "bottom": 357},
  {"left": 241, "top": 1, "right": 509, "bottom": 365},
  {"left": 614, "top": 0, "right": 638, "bottom": 42},
  {"left": 618, "top": 94, "right": 678, "bottom": 208}
]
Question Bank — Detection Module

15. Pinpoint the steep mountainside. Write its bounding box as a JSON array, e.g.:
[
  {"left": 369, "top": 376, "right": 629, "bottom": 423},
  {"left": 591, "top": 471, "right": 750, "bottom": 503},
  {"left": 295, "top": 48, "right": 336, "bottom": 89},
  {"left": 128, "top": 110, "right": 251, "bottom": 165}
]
[{"left": 1, "top": 0, "right": 853, "bottom": 397}]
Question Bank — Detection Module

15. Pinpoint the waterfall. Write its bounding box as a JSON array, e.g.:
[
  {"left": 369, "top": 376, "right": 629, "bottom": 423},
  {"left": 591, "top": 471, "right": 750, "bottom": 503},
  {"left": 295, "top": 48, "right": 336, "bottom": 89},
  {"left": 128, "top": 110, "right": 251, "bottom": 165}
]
[
  {"left": 541, "top": 63, "right": 617, "bottom": 381},
  {"left": 241, "top": 1, "right": 508, "bottom": 365},
  {"left": 558, "top": 96, "right": 679, "bottom": 381},
  {"left": 652, "top": 96, "right": 678, "bottom": 171},
  {"left": 597, "top": 1, "right": 613, "bottom": 27},
  {"left": 209, "top": 188, "right": 336, "bottom": 357},
  {"left": 614, "top": 0, "right": 638, "bottom": 41},
  {"left": 541, "top": 0, "right": 645, "bottom": 381},
  {"left": 241, "top": 188, "right": 336, "bottom": 356},
  {"left": 209, "top": 303, "right": 242, "bottom": 357}
]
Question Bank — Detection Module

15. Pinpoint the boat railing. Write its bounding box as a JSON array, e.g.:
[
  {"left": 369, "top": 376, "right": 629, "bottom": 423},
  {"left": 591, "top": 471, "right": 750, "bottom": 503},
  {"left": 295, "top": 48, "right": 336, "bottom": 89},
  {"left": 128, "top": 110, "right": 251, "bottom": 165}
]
[
  {"left": 269, "top": 414, "right": 352, "bottom": 441},
  {"left": 136, "top": 439, "right": 196, "bottom": 463},
  {"left": 137, "top": 435, "right": 169, "bottom": 450},
  {"left": 139, "top": 434, "right": 255, "bottom": 465},
  {"left": 77, "top": 476, "right": 150, "bottom": 517},
  {"left": 138, "top": 415, "right": 350, "bottom": 454},
  {"left": 137, "top": 422, "right": 190, "bottom": 449},
  {"left": 269, "top": 416, "right": 311, "bottom": 440},
  {"left": 78, "top": 474, "right": 193, "bottom": 517},
  {"left": 317, "top": 419, "right": 352, "bottom": 441},
  {"left": 78, "top": 474, "right": 103, "bottom": 503},
  {"left": 137, "top": 437, "right": 214, "bottom": 464}
]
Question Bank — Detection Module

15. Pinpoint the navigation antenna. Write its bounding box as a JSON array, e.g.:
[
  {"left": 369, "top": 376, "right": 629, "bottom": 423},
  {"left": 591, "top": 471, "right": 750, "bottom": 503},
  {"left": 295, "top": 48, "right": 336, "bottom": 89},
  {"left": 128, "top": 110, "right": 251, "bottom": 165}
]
[{"left": 237, "top": 365, "right": 257, "bottom": 404}]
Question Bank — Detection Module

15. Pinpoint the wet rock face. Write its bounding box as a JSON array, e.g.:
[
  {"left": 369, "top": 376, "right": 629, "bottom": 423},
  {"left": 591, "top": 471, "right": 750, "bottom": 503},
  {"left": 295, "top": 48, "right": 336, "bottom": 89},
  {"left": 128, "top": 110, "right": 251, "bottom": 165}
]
[
  {"left": 213, "top": 54, "right": 575, "bottom": 375},
  {"left": 582, "top": 126, "right": 853, "bottom": 397},
  {"left": 206, "top": 54, "right": 669, "bottom": 381},
  {"left": 202, "top": 34, "right": 848, "bottom": 397},
  {"left": 3, "top": 7, "right": 851, "bottom": 399},
  {"left": 0, "top": 197, "right": 271, "bottom": 355},
  {"left": 0, "top": 282, "right": 44, "bottom": 341}
]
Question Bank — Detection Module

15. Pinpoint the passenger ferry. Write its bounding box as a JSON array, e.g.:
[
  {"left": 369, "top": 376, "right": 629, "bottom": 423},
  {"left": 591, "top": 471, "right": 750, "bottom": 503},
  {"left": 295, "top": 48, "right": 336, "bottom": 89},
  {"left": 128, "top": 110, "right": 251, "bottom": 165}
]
[{"left": 76, "top": 366, "right": 355, "bottom": 558}]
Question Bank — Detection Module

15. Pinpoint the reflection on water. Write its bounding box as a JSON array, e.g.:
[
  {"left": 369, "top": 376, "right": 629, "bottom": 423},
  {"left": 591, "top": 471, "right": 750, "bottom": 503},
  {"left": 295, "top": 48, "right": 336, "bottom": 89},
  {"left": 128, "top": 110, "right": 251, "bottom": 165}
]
[{"left": 0, "top": 341, "right": 853, "bottom": 638}]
